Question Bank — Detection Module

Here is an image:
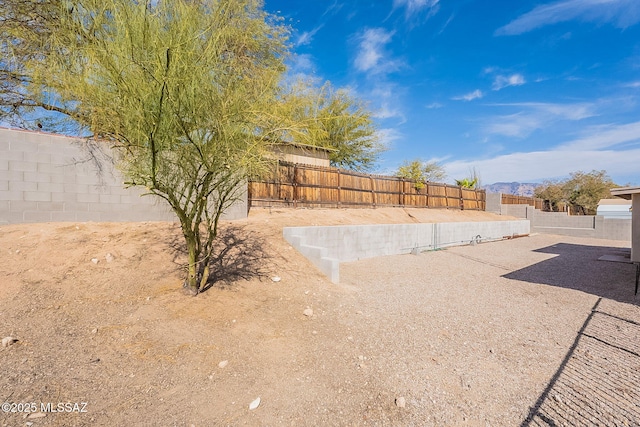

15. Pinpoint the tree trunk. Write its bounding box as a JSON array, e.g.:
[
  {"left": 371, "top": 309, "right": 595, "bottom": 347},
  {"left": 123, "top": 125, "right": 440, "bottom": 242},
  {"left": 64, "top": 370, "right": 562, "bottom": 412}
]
[{"left": 184, "top": 235, "right": 200, "bottom": 296}]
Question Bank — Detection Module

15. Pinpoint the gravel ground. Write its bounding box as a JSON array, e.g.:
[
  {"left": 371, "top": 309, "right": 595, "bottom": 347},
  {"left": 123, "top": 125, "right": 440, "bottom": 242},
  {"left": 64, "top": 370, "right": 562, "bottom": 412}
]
[{"left": 0, "top": 210, "right": 638, "bottom": 426}]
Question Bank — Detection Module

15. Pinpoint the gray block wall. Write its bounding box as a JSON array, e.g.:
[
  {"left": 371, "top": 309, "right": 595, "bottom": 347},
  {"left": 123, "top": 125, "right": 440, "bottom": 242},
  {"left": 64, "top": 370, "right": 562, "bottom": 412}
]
[
  {"left": 494, "top": 194, "right": 631, "bottom": 241},
  {"left": 283, "top": 220, "right": 530, "bottom": 283},
  {"left": 0, "top": 128, "right": 247, "bottom": 224}
]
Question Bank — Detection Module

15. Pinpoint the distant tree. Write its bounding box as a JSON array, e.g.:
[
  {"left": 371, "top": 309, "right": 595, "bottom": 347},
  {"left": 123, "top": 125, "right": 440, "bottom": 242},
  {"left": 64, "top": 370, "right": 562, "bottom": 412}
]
[
  {"left": 278, "top": 80, "right": 383, "bottom": 172},
  {"left": 396, "top": 159, "right": 446, "bottom": 190},
  {"left": 455, "top": 177, "right": 478, "bottom": 189},
  {"left": 562, "top": 170, "right": 617, "bottom": 215},
  {"left": 534, "top": 179, "right": 564, "bottom": 211},
  {"left": 534, "top": 170, "right": 618, "bottom": 215},
  {"left": 455, "top": 167, "right": 481, "bottom": 189}
]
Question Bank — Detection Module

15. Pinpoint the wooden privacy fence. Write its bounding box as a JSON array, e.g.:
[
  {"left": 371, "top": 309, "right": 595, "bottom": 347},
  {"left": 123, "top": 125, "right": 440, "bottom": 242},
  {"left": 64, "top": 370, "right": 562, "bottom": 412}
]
[
  {"left": 248, "top": 161, "right": 486, "bottom": 210},
  {"left": 501, "top": 194, "right": 567, "bottom": 212},
  {"left": 501, "top": 194, "right": 544, "bottom": 210}
]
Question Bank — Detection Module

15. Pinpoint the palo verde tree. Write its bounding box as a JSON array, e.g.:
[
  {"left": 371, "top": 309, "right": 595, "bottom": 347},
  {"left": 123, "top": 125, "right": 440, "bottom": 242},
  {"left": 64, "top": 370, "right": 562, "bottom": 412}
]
[
  {"left": 395, "top": 159, "right": 446, "bottom": 190},
  {"left": 5, "top": 0, "right": 290, "bottom": 295},
  {"left": 278, "top": 80, "right": 383, "bottom": 172}
]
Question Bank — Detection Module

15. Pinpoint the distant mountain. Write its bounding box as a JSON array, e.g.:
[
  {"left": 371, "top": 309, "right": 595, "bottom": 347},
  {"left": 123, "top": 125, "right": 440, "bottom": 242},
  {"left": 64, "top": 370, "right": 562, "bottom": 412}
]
[{"left": 483, "top": 182, "right": 540, "bottom": 197}]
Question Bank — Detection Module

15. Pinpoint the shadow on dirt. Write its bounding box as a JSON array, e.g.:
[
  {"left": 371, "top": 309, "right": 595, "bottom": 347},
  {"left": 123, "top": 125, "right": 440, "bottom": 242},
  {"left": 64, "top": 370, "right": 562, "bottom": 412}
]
[
  {"left": 167, "top": 224, "right": 272, "bottom": 293},
  {"left": 520, "top": 298, "right": 640, "bottom": 426},
  {"left": 504, "top": 243, "right": 640, "bottom": 426},
  {"left": 503, "top": 243, "right": 637, "bottom": 305}
]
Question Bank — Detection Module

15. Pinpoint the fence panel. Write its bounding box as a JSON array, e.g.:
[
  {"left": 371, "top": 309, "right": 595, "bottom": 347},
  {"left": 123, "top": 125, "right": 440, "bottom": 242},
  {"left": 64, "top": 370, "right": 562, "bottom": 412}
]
[{"left": 248, "top": 161, "right": 486, "bottom": 210}]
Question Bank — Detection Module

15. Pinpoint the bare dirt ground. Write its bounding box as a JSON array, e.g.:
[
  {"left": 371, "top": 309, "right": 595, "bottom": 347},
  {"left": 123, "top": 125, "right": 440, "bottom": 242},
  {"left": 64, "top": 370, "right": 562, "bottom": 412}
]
[{"left": 1, "top": 207, "right": 639, "bottom": 426}]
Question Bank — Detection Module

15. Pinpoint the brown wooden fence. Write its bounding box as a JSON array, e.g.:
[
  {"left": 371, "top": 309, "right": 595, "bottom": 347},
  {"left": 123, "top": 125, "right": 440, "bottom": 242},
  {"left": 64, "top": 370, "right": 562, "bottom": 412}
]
[
  {"left": 501, "top": 194, "right": 568, "bottom": 212},
  {"left": 501, "top": 194, "right": 544, "bottom": 209},
  {"left": 248, "top": 161, "right": 486, "bottom": 210}
]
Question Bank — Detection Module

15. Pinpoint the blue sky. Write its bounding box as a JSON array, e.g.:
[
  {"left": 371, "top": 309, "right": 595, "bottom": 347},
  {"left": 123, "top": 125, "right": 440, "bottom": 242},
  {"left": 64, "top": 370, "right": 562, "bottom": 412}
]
[{"left": 264, "top": 0, "right": 640, "bottom": 185}]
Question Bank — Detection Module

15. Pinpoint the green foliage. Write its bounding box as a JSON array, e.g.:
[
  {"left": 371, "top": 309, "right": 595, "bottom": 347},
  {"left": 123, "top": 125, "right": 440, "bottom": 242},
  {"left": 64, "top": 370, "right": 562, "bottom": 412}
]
[
  {"left": 9, "top": 0, "right": 289, "bottom": 294},
  {"left": 534, "top": 170, "right": 618, "bottom": 215},
  {"left": 562, "top": 170, "right": 617, "bottom": 215},
  {"left": 455, "top": 178, "right": 477, "bottom": 189},
  {"left": 455, "top": 167, "right": 481, "bottom": 189},
  {"left": 396, "top": 159, "right": 446, "bottom": 190},
  {"left": 534, "top": 179, "right": 564, "bottom": 211},
  {"left": 0, "top": 0, "right": 64, "bottom": 128},
  {"left": 277, "top": 80, "right": 383, "bottom": 172}
]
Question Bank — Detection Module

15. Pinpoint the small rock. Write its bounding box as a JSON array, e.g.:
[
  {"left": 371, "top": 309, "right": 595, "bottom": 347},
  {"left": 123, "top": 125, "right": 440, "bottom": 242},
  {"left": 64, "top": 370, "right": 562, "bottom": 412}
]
[
  {"left": 249, "top": 397, "right": 261, "bottom": 410},
  {"left": 2, "top": 336, "right": 17, "bottom": 347},
  {"left": 218, "top": 360, "right": 229, "bottom": 368},
  {"left": 105, "top": 253, "right": 114, "bottom": 263},
  {"left": 553, "top": 394, "right": 562, "bottom": 404},
  {"left": 303, "top": 308, "right": 313, "bottom": 317},
  {"left": 91, "top": 328, "right": 98, "bottom": 334},
  {"left": 26, "top": 422, "right": 33, "bottom": 427},
  {"left": 395, "top": 397, "right": 406, "bottom": 408},
  {"left": 356, "top": 310, "right": 363, "bottom": 315},
  {"left": 489, "top": 348, "right": 494, "bottom": 354},
  {"left": 91, "top": 258, "right": 99, "bottom": 264},
  {"left": 26, "top": 413, "right": 46, "bottom": 419},
  {"left": 271, "top": 276, "right": 281, "bottom": 282}
]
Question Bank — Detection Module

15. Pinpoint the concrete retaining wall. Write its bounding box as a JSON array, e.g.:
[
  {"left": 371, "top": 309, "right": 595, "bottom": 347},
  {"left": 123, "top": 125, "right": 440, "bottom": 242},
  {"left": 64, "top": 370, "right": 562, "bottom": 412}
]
[
  {"left": 0, "top": 128, "right": 247, "bottom": 224},
  {"left": 283, "top": 220, "right": 530, "bottom": 283},
  {"left": 498, "top": 197, "right": 630, "bottom": 241}
]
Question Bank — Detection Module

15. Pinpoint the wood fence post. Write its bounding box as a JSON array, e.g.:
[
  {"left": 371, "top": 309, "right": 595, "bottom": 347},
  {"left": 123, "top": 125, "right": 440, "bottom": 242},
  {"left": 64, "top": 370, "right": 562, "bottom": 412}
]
[
  {"left": 370, "top": 175, "right": 376, "bottom": 208},
  {"left": 459, "top": 186, "right": 464, "bottom": 210},
  {"left": 425, "top": 183, "right": 430, "bottom": 208},
  {"left": 293, "top": 164, "right": 298, "bottom": 209},
  {"left": 337, "top": 169, "right": 341, "bottom": 208}
]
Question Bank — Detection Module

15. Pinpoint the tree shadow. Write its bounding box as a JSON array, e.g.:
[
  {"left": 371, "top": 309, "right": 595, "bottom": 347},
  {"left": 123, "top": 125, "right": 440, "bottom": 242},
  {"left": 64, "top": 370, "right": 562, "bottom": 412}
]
[
  {"left": 502, "top": 243, "right": 637, "bottom": 305},
  {"left": 167, "top": 223, "right": 272, "bottom": 293}
]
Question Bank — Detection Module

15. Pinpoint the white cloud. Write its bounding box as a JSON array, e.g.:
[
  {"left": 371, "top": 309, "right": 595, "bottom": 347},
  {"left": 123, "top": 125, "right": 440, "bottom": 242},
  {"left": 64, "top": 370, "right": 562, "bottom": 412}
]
[
  {"left": 374, "top": 103, "right": 406, "bottom": 121},
  {"left": 354, "top": 28, "right": 402, "bottom": 75},
  {"left": 443, "top": 148, "right": 640, "bottom": 183},
  {"left": 496, "top": 0, "right": 640, "bottom": 36},
  {"left": 485, "top": 113, "right": 541, "bottom": 138},
  {"left": 426, "top": 102, "right": 443, "bottom": 109},
  {"left": 453, "top": 90, "right": 483, "bottom": 101},
  {"left": 484, "top": 102, "right": 597, "bottom": 137},
  {"left": 559, "top": 121, "right": 640, "bottom": 150},
  {"left": 445, "top": 119, "right": 640, "bottom": 183},
  {"left": 393, "top": 0, "right": 440, "bottom": 19},
  {"left": 377, "top": 127, "right": 404, "bottom": 150},
  {"left": 296, "top": 25, "right": 324, "bottom": 47},
  {"left": 492, "top": 74, "right": 526, "bottom": 91}
]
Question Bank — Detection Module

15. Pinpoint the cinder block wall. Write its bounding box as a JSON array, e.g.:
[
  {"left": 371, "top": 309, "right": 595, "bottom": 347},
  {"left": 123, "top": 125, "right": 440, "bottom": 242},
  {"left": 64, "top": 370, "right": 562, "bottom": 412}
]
[
  {"left": 491, "top": 193, "right": 630, "bottom": 241},
  {"left": 0, "top": 128, "right": 247, "bottom": 224},
  {"left": 284, "top": 220, "right": 530, "bottom": 283}
]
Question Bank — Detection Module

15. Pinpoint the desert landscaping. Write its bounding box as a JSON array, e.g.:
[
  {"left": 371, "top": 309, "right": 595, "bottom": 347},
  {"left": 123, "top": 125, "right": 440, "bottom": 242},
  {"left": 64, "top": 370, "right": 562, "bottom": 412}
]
[{"left": 1, "top": 207, "right": 639, "bottom": 426}]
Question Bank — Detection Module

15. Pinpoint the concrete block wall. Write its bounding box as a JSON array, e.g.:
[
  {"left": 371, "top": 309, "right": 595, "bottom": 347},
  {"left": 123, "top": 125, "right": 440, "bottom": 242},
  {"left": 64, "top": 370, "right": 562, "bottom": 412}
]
[
  {"left": 283, "top": 220, "right": 530, "bottom": 283},
  {"left": 494, "top": 193, "right": 630, "bottom": 241},
  {"left": 0, "top": 128, "right": 247, "bottom": 224}
]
